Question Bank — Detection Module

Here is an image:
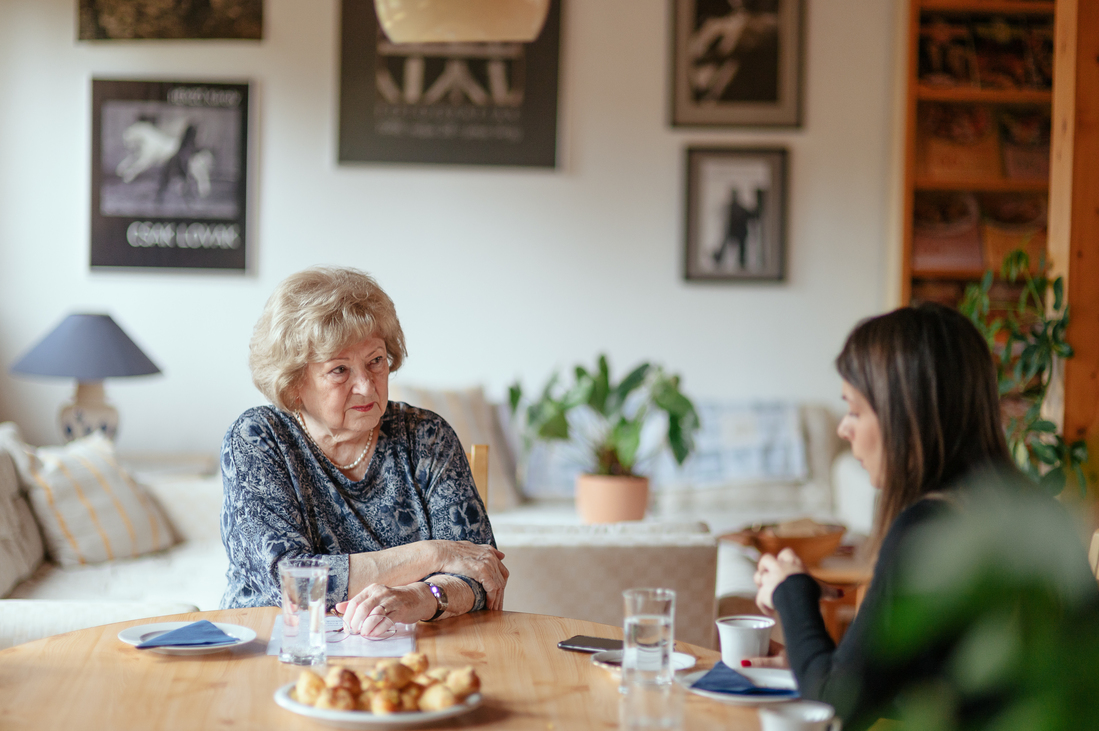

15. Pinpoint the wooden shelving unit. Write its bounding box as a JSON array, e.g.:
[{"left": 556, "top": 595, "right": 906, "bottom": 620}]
[
  {"left": 898, "top": 0, "right": 1099, "bottom": 489},
  {"left": 900, "top": 0, "right": 1056, "bottom": 304}
]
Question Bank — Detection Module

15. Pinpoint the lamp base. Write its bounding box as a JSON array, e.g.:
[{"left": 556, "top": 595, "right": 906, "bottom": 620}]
[{"left": 60, "top": 381, "right": 119, "bottom": 442}]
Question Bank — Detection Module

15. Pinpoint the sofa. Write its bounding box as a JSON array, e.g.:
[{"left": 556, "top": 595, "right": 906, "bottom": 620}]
[{"left": 0, "top": 392, "right": 874, "bottom": 651}]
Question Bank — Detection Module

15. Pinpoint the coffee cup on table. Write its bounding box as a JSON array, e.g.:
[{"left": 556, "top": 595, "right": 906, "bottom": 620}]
[
  {"left": 758, "top": 700, "right": 841, "bottom": 731},
  {"left": 715, "top": 615, "right": 775, "bottom": 667}
]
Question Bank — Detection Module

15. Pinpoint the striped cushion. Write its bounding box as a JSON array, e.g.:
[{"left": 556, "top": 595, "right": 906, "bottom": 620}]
[{"left": 0, "top": 424, "right": 176, "bottom": 567}]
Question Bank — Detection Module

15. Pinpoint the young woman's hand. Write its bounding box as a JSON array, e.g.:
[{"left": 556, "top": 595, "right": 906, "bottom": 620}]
[
  {"left": 741, "top": 639, "right": 789, "bottom": 669},
  {"left": 754, "top": 548, "right": 807, "bottom": 613}
]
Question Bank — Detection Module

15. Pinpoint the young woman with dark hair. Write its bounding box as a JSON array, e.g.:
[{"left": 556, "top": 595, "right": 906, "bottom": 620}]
[{"left": 751, "top": 303, "right": 1095, "bottom": 729}]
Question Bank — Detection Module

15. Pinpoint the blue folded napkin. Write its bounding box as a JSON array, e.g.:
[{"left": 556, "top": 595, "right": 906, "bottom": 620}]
[
  {"left": 136, "top": 620, "right": 238, "bottom": 649},
  {"left": 690, "top": 662, "right": 799, "bottom": 697}
]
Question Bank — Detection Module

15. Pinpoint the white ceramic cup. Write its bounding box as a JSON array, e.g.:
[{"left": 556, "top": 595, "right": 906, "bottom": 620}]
[
  {"left": 715, "top": 614, "right": 775, "bottom": 667},
  {"left": 758, "top": 700, "right": 842, "bottom": 731}
]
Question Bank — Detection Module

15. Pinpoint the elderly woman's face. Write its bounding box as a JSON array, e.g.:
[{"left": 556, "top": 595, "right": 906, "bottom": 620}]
[{"left": 296, "top": 337, "right": 389, "bottom": 437}]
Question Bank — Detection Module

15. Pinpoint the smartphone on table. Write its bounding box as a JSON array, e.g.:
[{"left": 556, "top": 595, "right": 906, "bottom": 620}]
[{"left": 557, "top": 635, "right": 624, "bottom": 653}]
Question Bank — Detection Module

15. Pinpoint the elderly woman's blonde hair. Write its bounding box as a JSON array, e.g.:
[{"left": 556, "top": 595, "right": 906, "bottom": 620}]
[{"left": 249, "top": 267, "right": 407, "bottom": 412}]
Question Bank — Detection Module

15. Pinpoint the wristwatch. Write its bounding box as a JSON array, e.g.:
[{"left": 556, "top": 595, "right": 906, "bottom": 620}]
[{"left": 424, "top": 581, "right": 448, "bottom": 621}]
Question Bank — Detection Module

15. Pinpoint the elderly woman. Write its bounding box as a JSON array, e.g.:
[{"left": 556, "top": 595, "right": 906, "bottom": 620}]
[{"left": 220, "top": 266, "right": 507, "bottom": 637}]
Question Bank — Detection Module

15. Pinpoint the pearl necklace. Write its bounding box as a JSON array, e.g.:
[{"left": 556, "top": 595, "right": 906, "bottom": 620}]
[{"left": 294, "top": 410, "right": 375, "bottom": 471}]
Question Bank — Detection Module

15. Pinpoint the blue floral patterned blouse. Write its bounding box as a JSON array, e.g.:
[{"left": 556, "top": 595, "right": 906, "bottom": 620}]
[{"left": 219, "top": 402, "right": 495, "bottom": 610}]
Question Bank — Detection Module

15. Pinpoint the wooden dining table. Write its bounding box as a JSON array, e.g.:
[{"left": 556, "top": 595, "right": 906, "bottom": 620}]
[{"left": 0, "top": 608, "right": 767, "bottom": 730}]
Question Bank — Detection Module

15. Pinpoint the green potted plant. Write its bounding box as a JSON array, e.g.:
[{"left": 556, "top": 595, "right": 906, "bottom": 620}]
[
  {"left": 508, "top": 355, "right": 700, "bottom": 523},
  {"left": 958, "top": 249, "right": 1088, "bottom": 495}
]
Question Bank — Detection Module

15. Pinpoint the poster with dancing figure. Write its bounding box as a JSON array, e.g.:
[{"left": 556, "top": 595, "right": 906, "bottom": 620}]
[
  {"left": 684, "top": 147, "right": 787, "bottom": 282},
  {"left": 672, "top": 0, "right": 804, "bottom": 127},
  {"left": 338, "top": 0, "right": 560, "bottom": 167},
  {"left": 91, "top": 79, "right": 249, "bottom": 270}
]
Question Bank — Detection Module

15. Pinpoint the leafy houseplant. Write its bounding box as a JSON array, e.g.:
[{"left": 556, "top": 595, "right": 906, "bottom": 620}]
[
  {"left": 958, "top": 249, "right": 1088, "bottom": 495},
  {"left": 509, "top": 355, "right": 700, "bottom": 522}
]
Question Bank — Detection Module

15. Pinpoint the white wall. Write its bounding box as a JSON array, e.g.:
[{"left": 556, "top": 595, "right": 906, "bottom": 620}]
[{"left": 0, "top": 0, "right": 898, "bottom": 453}]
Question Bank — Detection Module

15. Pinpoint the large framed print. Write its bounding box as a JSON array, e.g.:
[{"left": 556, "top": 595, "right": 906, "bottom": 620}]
[
  {"left": 91, "top": 79, "right": 249, "bottom": 270},
  {"left": 338, "top": 0, "right": 561, "bottom": 167},
  {"left": 684, "top": 147, "right": 787, "bottom": 282},
  {"left": 672, "top": 0, "right": 804, "bottom": 127}
]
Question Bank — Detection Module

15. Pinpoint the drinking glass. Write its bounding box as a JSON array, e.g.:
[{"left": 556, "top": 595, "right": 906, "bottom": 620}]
[
  {"left": 278, "top": 557, "right": 329, "bottom": 665},
  {"left": 621, "top": 588, "right": 676, "bottom": 688}
]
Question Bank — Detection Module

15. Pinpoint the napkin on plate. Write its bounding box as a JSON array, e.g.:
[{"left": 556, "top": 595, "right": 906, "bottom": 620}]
[
  {"left": 136, "top": 620, "right": 238, "bottom": 649},
  {"left": 690, "top": 662, "right": 798, "bottom": 697}
]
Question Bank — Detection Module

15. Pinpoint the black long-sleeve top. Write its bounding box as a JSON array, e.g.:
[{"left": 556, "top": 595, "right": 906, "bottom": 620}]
[
  {"left": 774, "top": 491, "right": 1099, "bottom": 730},
  {"left": 773, "top": 498, "right": 955, "bottom": 729}
]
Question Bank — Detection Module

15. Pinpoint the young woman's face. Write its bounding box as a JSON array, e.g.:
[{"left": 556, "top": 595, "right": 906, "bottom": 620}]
[{"left": 838, "top": 380, "right": 885, "bottom": 489}]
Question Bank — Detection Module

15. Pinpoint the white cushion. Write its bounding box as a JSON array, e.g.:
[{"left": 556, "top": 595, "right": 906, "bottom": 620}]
[
  {"left": 0, "top": 424, "right": 176, "bottom": 567},
  {"left": 389, "top": 385, "right": 521, "bottom": 511},
  {"left": 0, "top": 449, "right": 45, "bottom": 597}
]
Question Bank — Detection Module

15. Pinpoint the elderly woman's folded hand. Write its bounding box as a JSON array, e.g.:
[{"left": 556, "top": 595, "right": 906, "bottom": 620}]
[
  {"left": 338, "top": 583, "right": 433, "bottom": 637},
  {"left": 431, "top": 540, "right": 509, "bottom": 611}
]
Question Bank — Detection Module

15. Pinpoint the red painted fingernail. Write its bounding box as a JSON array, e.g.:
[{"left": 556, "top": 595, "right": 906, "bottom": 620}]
[{"left": 741, "top": 660, "right": 752, "bottom": 667}]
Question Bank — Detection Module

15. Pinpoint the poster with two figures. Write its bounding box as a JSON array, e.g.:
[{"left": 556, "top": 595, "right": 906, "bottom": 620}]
[{"left": 91, "top": 79, "right": 249, "bottom": 270}]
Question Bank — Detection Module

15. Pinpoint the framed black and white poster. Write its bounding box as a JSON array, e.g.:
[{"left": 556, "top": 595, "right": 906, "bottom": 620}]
[
  {"left": 684, "top": 147, "right": 787, "bottom": 282},
  {"left": 672, "top": 0, "right": 804, "bottom": 127},
  {"left": 338, "top": 0, "right": 560, "bottom": 167},
  {"left": 91, "top": 79, "right": 249, "bottom": 270}
]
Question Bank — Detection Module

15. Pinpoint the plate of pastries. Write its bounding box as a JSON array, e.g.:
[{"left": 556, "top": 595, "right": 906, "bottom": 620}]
[{"left": 274, "top": 652, "right": 481, "bottom": 728}]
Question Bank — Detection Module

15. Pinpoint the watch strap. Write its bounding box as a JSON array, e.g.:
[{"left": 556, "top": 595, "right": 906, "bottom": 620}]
[{"left": 425, "top": 581, "right": 448, "bottom": 621}]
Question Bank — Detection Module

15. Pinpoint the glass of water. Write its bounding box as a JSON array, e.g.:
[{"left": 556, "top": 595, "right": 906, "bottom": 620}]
[
  {"left": 278, "top": 557, "right": 329, "bottom": 665},
  {"left": 621, "top": 587, "right": 676, "bottom": 688}
]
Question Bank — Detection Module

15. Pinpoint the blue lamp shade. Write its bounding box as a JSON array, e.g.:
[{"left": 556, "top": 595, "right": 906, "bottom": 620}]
[{"left": 10, "top": 314, "right": 160, "bottom": 380}]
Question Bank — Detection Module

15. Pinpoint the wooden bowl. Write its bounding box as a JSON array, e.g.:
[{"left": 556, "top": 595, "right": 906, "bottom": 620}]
[{"left": 746, "top": 524, "right": 846, "bottom": 567}]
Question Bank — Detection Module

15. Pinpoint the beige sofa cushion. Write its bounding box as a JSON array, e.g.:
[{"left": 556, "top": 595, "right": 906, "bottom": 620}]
[
  {"left": 389, "top": 385, "right": 521, "bottom": 511},
  {"left": 0, "top": 424, "right": 176, "bottom": 567},
  {"left": 0, "top": 449, "right": 45, "bottom": 597}
]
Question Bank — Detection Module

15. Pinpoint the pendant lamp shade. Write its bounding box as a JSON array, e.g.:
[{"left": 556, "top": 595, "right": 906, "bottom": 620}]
[
  {"left": 11, "top": 314, "right": 160, "bottom": 380},
  {"left": 374, "top": 0, "right": 551, "bottom": 43},
  {"left": 10, "top": 314, "right": 160, "bottom": 441}
]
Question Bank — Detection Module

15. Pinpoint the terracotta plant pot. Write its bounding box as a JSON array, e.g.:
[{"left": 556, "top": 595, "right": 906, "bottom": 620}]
[{"left": 575, "top": 474, "right": 649, "bottom": 524}]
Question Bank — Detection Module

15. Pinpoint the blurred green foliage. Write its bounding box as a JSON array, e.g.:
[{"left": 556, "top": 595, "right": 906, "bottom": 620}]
[{"left": 875, "top": 480, "right": 1099, "bottom": 731}]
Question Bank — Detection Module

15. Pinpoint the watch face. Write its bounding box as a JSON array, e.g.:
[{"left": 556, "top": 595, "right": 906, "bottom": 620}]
[{"left": 427, "top": 582, "right": 448, "bottom": 620}]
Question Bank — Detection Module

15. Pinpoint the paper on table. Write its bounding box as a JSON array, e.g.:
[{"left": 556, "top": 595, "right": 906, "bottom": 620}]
[{"left": 266, "top": 615, "right": 416, "bottom": 658}]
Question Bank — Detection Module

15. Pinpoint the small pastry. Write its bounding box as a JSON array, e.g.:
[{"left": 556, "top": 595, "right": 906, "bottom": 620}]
[
  {"left": 315, "top": 687, "right": 356, "bottom": 711},
  {"left": 445, "top": 666, "right": 480, "bottom": 699},
  {"left": 294, "top": 670, "right": 325, "bottom": 705},
  {"left": 423, "top": 667, "right": 451, "bottom": 684},
  {"left": 325, "top": 666, "right": 362, "bottom": 696},
  {"left": 371, "top": 659, "right": 414, "bottom": 690},
  {"left": 400, "top": 651, "right": 429, "bottom": 675},
  {"left": 371, "top": 689, "right": 402, "bottom": 715},
  {"left": 418, "top": 683, "right": 459, "bottom": 712},
  {"left": 399, "top": 683, "right": 424, "bottom": 711}
]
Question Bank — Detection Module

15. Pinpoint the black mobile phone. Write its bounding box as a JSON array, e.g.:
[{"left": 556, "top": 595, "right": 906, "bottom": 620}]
[{"left": 557, "top": 635, "right": 624, "bottom": 653}]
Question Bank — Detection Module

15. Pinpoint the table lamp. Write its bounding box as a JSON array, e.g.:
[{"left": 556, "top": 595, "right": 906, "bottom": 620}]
[{"left": 10, "top": 313, "right": 161, "bottom": 441}]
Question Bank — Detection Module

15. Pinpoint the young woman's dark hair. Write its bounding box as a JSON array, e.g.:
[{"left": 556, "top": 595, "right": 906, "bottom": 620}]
[{"left": 834, "top": 302, "right": 1014, "bottom": 547}]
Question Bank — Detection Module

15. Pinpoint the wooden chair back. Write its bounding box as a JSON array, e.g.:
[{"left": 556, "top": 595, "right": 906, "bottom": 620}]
[{"left": 465, "top": 444, "right": 489, "bottom": 507}]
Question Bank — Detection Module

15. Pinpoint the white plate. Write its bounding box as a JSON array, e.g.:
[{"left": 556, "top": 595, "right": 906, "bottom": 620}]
[
  {"left": 274, "top": 683, "right": 482, "bottom": 729},
  {"left": 117, "top": 622, "right": 257, "bottom": 656},
  {"left": 590, "top": 650, "right": 697, "bottom": 676},
  {"left": 678, "top": 668, "right": 798, "bottom": 706}
]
